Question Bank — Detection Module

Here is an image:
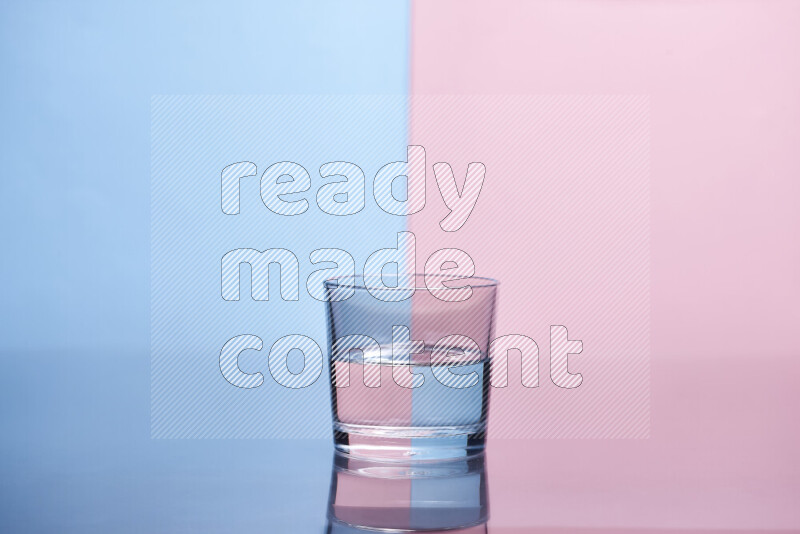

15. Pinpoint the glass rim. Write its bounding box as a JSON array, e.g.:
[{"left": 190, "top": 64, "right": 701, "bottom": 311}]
[{"left": 323, "top": 273, "right": 500, "bottom": 291}]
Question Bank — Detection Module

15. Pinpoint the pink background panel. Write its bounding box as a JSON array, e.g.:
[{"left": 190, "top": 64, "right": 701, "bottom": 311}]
[
  {"left": 411, "top": 0, "right": 800, "bottom": 530},
  {"left": 409, "top": 95, "right": 650, "bottom": 439}
]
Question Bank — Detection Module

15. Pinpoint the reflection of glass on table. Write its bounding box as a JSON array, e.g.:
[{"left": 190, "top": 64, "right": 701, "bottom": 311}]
[{"left": 326, "top": 451, "right": 489, "bottom": 533}]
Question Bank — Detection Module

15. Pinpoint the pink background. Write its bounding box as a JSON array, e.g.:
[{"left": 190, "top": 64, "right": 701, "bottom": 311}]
[
  {"left": 411, "top": 0, "right": 799, "bottom": 530},
  {"left": 409, "top": 95, "right": 650, "bottom": 439}
]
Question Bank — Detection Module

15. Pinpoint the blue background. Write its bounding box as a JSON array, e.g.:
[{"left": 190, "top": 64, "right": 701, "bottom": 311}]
[
  {"left": 150, "top": 95, "right": 408, "bottom": 438},
  {"left": 0, "top": 1, "right": 409, "bottom": 531},
  {"left": 0, "top": 0, "right": 408, "bottom": 352}
]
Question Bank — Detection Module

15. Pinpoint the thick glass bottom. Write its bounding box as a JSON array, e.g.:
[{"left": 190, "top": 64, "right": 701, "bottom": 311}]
[{"left": 333, "top": 422, "right": 486, "bottom": 461}]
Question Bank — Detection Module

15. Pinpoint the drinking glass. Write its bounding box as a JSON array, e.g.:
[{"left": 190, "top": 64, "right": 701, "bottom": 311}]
[{"left": 324, "top": 274, "right": 498, "bottom": 461}]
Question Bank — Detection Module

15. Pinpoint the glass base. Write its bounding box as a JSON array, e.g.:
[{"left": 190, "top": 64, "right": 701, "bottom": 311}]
[{"left": 333, "top": 422, "right": 486, "bottom": 461}]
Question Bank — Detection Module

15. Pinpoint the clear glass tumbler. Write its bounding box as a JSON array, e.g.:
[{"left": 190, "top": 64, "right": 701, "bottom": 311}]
[{"left": 324, "top": 274, "right": 498, "bottom": 461}]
